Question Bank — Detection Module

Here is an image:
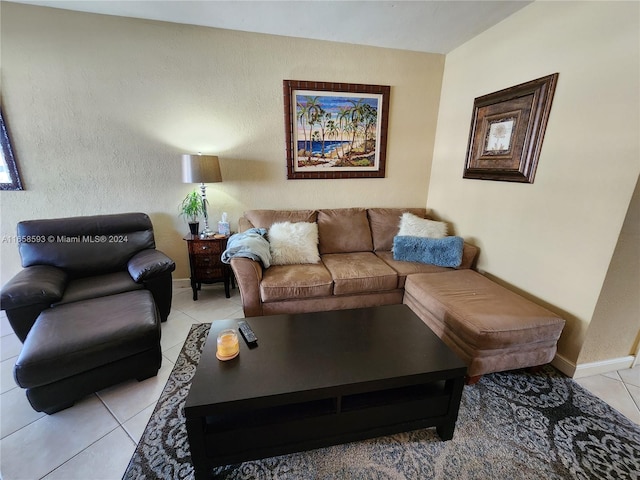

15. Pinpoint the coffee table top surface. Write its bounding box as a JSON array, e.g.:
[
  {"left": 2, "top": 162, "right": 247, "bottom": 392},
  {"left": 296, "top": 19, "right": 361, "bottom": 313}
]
[{"left": 185, "top": 304, "right": 466, "bottom": 414}]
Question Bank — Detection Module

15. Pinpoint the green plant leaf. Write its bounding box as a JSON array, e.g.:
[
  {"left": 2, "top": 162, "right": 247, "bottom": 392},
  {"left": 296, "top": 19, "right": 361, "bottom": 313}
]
[{"left": 179, "top": 190, "right": 206, "bottom": 223}]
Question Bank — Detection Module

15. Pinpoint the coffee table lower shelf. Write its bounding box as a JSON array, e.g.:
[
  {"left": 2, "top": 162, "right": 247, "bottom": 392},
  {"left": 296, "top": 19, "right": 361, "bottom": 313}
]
[{"left": 186, "top": 376, "right": 464, "bottom": 476}]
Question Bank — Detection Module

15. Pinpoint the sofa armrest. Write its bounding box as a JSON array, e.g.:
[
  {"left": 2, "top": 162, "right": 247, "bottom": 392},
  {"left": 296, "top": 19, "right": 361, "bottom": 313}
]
[
  {"left": 127, "top": 249, "right": 176, "bottom": 283},
  {"left": 230, "top": 257, "right": 264, "bottom": 317},
  {"left": 459, "top": 243, "right": 480, "bottom": 270},
  {"left": 1, "top": 265, "right": 68, "bottom": 311},
  {"left": 238, "top": 216, "right": 254, "bottom": 233}
]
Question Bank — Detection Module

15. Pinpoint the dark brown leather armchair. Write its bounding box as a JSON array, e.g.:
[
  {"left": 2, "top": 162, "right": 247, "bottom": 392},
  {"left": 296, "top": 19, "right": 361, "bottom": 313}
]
[{"left": 1, "top": 212, "right": 175, "bottom": 342}]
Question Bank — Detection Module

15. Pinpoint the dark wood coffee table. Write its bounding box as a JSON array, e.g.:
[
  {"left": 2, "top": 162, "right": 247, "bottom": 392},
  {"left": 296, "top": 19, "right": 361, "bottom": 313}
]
[{"left": 185, "top": 304, "right": 466, "bottom": 479}]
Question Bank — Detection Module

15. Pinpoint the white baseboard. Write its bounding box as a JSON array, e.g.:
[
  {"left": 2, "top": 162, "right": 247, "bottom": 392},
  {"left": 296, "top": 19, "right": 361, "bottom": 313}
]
[
  {"left": 551, "top": 353, "right": 576, "bottom": 377},
  {"left": 573, "top": 356, "right": 635, "bottom": 379},
  {"left": 552, "top": 353, "right": 636, "bottom": 378}
]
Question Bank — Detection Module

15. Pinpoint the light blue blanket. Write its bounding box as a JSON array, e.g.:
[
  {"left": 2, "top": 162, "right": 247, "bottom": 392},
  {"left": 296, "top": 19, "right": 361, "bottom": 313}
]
[{"left": 221, "top": 228, "right": 272, "bottom": 268}]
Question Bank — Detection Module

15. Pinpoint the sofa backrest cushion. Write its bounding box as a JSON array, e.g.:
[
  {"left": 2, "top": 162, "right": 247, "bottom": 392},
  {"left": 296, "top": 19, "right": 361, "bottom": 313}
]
[
  {"left": 318, "top": 208, "right": 373, "bottom": 254},
  {"left": 368, "top": 208, "right": 428, "bottom": 251},
  {"left": 243, "top": 210, "right": 317, "bottom": 230},
  {"left": 18, "top": 213, "right": 155, "bottom": 277}
]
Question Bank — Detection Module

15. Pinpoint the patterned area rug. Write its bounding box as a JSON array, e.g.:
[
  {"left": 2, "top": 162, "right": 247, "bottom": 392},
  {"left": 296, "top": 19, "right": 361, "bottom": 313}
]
[{"left": 123, "top": 323, "right": 640, "bottom": 480}]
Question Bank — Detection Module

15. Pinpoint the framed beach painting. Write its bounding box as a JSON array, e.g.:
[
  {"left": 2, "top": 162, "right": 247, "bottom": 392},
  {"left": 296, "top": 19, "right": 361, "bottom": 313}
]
[
  {"left": 463, "top": 73, "right": 558, "bottom": 183},
  {"left": 284, "top": 80, "right": 390, "bottom": 179}
]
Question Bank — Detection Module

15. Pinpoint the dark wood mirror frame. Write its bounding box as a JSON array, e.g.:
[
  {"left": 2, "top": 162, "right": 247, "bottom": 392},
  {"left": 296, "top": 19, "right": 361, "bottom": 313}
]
[{"left": 1, "top": 108, "right": 24, "bottom": 191}]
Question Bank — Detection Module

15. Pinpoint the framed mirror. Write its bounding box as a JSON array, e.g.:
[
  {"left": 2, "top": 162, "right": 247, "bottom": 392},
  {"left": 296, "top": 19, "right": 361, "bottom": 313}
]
[{"left": 1, "top": 108, "right": 24, "bottom": 190}]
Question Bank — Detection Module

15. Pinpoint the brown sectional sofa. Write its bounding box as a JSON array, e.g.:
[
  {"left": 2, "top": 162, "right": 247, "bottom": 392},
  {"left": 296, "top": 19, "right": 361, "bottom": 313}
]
[
  {"left": 229, "top": 207, "right": 565, "bottom": 381},
  {"left": 230, "top": 207, "right": 479, "bottom": 317}
]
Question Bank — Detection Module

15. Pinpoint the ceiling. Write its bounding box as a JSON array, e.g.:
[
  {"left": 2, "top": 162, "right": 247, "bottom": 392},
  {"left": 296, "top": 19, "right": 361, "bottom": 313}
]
[{"left": 11, "top": 0, "right": 532, "bottom": 54}]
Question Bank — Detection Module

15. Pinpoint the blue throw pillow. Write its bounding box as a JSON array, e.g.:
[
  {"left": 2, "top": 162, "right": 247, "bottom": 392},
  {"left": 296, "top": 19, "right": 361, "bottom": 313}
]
[{"left": 392, "top": 235, "right": 464, "bottom": 268}]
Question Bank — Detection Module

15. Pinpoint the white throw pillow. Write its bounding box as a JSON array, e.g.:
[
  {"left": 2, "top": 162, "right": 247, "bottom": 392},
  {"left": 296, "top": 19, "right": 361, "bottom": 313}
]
[
  {"left": 268, "top": 221, "right": 320, "bottom": 265},
  {"left": 398, "top": 212, "right": 447, "bottom": 239}
]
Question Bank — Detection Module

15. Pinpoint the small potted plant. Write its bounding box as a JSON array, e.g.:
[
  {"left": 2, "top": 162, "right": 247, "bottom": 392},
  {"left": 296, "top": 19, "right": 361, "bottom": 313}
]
[{"left": 180, "top": 191, "right": 205, "bottom": 235}]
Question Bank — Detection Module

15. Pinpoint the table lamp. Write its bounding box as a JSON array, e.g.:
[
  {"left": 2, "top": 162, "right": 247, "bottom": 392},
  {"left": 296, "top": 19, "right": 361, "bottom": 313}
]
[{"left": 181, "top": 153, "right": 222, "bottom": 237}]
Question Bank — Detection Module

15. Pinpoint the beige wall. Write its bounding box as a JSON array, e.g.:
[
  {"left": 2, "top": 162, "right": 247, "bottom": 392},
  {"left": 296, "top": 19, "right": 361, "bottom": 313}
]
[
  {"left": 578, "top": 176, "right": 640, "bottom": 365},
  {"left": 428, "top": 1, "right": 640, "bottom": 371},
  {"left": 0, "top": 3, "right": 444, "bottom": 281}
]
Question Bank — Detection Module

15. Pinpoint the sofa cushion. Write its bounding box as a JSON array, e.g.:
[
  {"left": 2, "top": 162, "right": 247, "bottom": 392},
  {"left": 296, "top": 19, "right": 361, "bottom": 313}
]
[
  {"left": 268, "top": 222, "right": 320, "bottom": 265},
  {"left": 260, "top": 264, "right": 333, "bottom": 302},
  {"left": 375, "top": 251, "right": 449, "bottom": 288},
  {"left": 404, "top": 270, "right": 565, "bottom": 351},
  {"left": 318, "top": 208, "right": 373, "bottom": 254},
  {"left": 244, "top": 210, "right": 317, "bottom": 229},
  {"left": 367, "top": 208, "right": 427, "bottom": 252},
  {"left": 321, "top": 252, "right": 398, "bottom": 295},
  {"left": 398, "top": 212, "right": 447, "bottom": 239},
  {"left": 54, "top": 272, "right": 144, "bottom": 306}
]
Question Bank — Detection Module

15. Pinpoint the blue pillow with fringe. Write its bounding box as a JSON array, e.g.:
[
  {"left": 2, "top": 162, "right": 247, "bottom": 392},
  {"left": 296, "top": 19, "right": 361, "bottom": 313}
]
[{"left": 392, "top": 235, "right": 464, "bottom": 268}]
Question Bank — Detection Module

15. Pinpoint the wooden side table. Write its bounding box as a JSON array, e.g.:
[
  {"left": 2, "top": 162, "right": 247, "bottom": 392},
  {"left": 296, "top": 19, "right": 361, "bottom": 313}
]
[{"left": 183, "top": 234, "right": 232, "bottom": 300}]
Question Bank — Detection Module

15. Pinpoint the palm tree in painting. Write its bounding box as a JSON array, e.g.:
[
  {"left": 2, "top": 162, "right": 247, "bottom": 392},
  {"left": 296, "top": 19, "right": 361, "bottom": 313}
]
[
  {"left": 346, "top": 99, "right": 365, "bottom": 156},
  {"left": 326, "top": 119, "right": 338, "bottom": 140},
  {"left": 304, "top": 96, "right": 321, "bottom": 160},
  {"left": 337, "top": 106, "right": 350, "bottom": 158},
  {"left": 326, "top": 119, "right": 339, "bottom": 158},
  {"left": 361, "top": 103, "right": 378, "bottom": 153},
  {"left": 317, "top": 111, "right": 332, "bottom": 158},
  {"left": 296, "top": 101, "right": 309, "bottom": 158}
]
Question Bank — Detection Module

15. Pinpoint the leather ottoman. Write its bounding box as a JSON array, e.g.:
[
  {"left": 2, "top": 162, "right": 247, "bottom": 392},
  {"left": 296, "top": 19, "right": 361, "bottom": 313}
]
[
  {"left": 14, "top": 290, "right": 161, "bottom": 414},
  {"left": 403, "top": 270, "right": 565, "bottom": 381}
]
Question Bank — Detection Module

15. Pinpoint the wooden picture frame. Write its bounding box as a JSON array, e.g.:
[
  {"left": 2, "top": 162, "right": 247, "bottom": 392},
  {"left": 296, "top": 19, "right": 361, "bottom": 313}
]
[
  {"left": 463, "top": 73, "right": 558, "bottom": 183},
  {"left": 284, "top": 80, "right": 390, "bottom": 179},
  {"left": 0, "top": 108, "right": 24, "bottom": 190}
]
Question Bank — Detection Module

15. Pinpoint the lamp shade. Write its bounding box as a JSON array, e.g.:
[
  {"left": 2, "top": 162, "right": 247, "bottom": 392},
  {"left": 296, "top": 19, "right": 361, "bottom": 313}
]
[{"left": 181, "top": 154, "right": 222, "bottom": 183}]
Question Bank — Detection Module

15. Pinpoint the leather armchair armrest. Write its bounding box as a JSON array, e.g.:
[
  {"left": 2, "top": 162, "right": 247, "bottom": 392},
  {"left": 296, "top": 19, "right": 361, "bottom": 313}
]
[
  {"left": 0, "top": 265, "right": 68, "bottom": 311},
  {"left": 230, "top": 257, "right": 264, "bottom": 317},
  {"left": 127, "top": 249, "right": 176, "bottom": 283}
]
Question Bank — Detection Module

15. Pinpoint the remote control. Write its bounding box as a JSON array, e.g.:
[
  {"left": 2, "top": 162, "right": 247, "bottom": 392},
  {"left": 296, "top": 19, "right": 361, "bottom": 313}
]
[{"left": 238, "top": 321, "right": 258, "bottom": 347}]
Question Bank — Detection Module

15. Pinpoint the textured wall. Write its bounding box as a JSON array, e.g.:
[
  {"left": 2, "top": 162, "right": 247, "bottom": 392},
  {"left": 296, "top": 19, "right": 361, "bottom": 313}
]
[
  {"left": 0, "top": 3, "right": 444, "bottom": 281},
  {"left": 428, "top": 1, "right": 639, "bottom": 369},
  {"left": 578, "top": 177, "right": 640, "bottom": 365}
]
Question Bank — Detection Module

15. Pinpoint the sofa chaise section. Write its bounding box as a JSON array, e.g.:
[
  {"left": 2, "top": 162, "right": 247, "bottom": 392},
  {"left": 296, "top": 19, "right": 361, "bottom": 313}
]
[{"left": 404, "top": 270, "right": 565, "bottom": 380}]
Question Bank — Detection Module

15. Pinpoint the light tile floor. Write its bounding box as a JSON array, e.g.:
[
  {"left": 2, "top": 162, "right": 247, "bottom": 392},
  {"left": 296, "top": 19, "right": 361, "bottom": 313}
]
[
  {"left": 575, "top": 365, "right": 640, "bottom": 425},
  {"left": 1, "top": 283, "right": 639, "bottom": 479},
  {"left": 0, "top": 283, "right": 244, "bottom": 480}
]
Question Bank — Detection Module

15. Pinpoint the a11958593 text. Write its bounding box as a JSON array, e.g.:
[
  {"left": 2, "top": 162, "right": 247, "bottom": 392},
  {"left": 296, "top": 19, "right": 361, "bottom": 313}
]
[{"left": 2, "top": 235, "right": 129, "bottom": 244}]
